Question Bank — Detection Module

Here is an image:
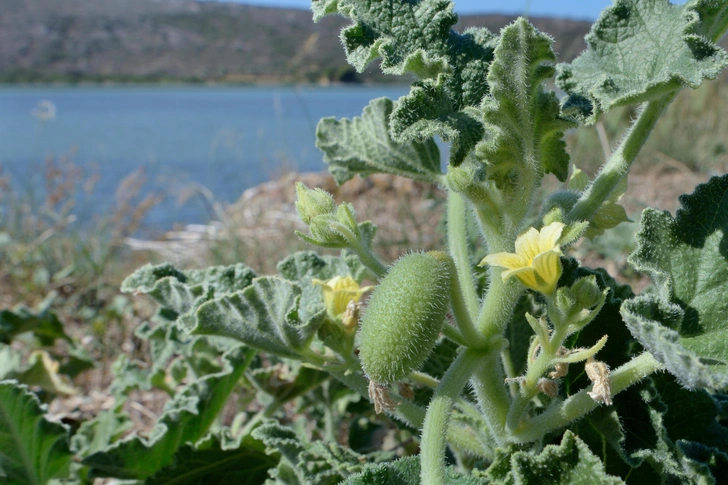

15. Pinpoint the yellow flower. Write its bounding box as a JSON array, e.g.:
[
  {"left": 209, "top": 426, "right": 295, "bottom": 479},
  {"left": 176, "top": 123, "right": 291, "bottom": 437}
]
[
  {"left": 480, "top": 222, "right": 565, "bottom": 295},
  {"left": 313, "top": 276, "right": 373, "bottom": 318}
]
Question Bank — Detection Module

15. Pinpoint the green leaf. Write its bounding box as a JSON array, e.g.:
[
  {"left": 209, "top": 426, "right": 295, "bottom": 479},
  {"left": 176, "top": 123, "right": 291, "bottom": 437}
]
[
  {"left": 0, "top": 306, "right": 71, "bottom": 346},
  {"left": 83, "top": 347, "right": 254, "bottom": 480},
  {"left": 187, "top": 277, "right": 326, "bottom": 358},
  {"left": 0, "top": 344, "right": 22, "bottom": 380},
  {"left": 391, "top": 81, "right": 487, "bottom": 167},
  {"left": 688, "top": 0, "right": 728, "bottom": 43},
  {"left": 622, "top": 174, "right": 728, "bottom": 390},
  {"left": 557, "top": 0, "right": 728, "bottom": 121},
  {"left": 277, "top": 251, "right": 364, "bottom": 321},
  {"left": 316, "top": 97, "right": 441, "bottom": 184},
  {"left": 121, "top": 263, "right": 257, "bottom": 322},
  {"left": 146, "top": 431, "right": 277, "bottom": 485},
  {"left": 0, "top": 380, "right": 73, "bottom": 485},
  {"left": 253, "top": 421, "right": 376, "bottom": 484},
  {"left": 249, "top": 364, "right": 329, "bottom": 404},
  {"left": 477, "top": 18, "right": 574, "bottom": 184},
  {"left": 313, "top": 0, "right": 498, "bottom": 166},
  {"left": 567, "top": 370, "right": 728, "bottom": 483},
  {"left": 71, "top": 408, "right": 133, "bottom": 457},
  {"left": 16, "top": 350, "right": 77, "bottom": 396},
  {"left": 341, "top": 455, "right": 488, "bottom": 485},
  {"left": 486, "top": 431, "right": 623, "bottom": 485},
  {"left": 313, "top": 0, "right": 458, "bottom": 77}
]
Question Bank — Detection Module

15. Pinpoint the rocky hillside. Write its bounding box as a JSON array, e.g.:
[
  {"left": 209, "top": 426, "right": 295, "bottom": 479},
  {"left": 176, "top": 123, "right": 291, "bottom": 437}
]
[{"left": 0, "top": 0, "right": 593, "bottom": 83}]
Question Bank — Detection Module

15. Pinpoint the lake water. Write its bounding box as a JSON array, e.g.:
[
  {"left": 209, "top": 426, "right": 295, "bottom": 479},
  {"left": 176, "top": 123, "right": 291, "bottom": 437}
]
[{"left": 0, "top": 85, "right": 411, "bottom": 233}]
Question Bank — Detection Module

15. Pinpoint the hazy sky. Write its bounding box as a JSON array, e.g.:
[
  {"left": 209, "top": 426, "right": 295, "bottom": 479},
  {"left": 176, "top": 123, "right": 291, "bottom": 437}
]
[{"left": 223, "top": 0, "right": 617, "bottom": 20}]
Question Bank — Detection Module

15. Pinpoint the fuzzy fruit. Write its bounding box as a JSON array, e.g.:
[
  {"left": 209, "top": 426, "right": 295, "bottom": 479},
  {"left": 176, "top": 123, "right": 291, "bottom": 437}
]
[{"left": 359, "top": 252, "right": 451, "bottom": 384}]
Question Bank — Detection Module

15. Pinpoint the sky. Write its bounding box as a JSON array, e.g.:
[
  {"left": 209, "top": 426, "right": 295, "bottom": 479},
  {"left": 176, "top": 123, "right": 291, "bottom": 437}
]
[{"left": 221, "top": 0, "right": 616, "bottom": 20}]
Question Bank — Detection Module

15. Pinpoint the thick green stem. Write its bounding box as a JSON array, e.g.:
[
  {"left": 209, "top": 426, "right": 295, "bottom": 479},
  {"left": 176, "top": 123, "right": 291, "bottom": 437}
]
[
  {"left": 511, "top": 352, "right": 663, "bottom": 443},
  {"left": 421, "top": 350, "right": 482, "bottom": 485},
  {"left": 476, "top": 273, "right": 523, "bottom": 337},
  {"left": 567, "top": 93, "right": 677, "bottom": 223},
  {"left": 470, "top": 351, "right": 511, "bottom": 445},
  {"left": 333, "top": 222, "right": 388, "bottom": 278},
  {"left": 442, "top": 323, "right": 467, "bottom": 347},
  {"left": 447, "top": 265, "right": 488, "bottom": 348},
  {"left": 447, "top": 191, "right": 480, "bottom": 321}
]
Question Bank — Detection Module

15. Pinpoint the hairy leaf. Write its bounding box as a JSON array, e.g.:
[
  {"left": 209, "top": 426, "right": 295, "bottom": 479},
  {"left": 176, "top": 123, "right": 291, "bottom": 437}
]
[
  {"left": 689, "top": 0, "right": 728, "bottom": 42},
  {"left": 313, "top": 0, "right": 497, "bottom": 166},
  {"left": 568, "top": 372, "right": 728, "bottom": 483},
  {"left": 122, "top": 262, "right": 256, "bottom": 322},
  {"left": 84, "top": 347, "right": 254, "bottom": 480},
  {"left": 341, "top": 455, "right": 488, "bottom": 485},
  {"left": 477, "top": 18, "right": 574, "bottom": 184},
  {"left": 557, "top": 0, "right": 728, "bottom": 121},
  {"left": 0, "top": 381, "right": 73, "bottom": 485},
  {"left": 316, "top": 97, "right": 441, "bottom": 184},
  {"left": 252, "top": 421, "right": 373, "bottom": 484},
  {"left": 622, "top": 174, "right": 728, "bottom": 390},
  {"left": 248, "top": 364, "right": 329, "bottom": 404},
  {"left": 0, "top": 306, "right": 71, "bottom": 346},
  {"left": 0, "top": 345, "right": 21, "bottom": 380},
  {"left": 146, "top": 431, "right": 277, "bottom": 485},
  {"left": 187, "top": 277, "right": 326, "bottom": 358},
  {"left": 277, "top": 251, "right": 364, "bottom": 322},
  {"left": 71, "top": 408, "right": 133, "bottom": 457},
  {"left": 16, "top": 350, "right": 77, "bottom": 396},
  {"left": 486, "top": 431, "right": 623, "bottom": 484}
]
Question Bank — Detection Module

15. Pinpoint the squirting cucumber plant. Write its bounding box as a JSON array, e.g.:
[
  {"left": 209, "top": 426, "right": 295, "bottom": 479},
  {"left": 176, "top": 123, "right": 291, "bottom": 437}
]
[{"left": 3, "top": 0, "right": 728, "bottom": 484}]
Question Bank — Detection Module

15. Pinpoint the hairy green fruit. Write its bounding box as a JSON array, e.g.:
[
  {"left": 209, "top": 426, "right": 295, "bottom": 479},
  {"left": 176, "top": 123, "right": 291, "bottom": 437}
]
[{"left": 359, "top": 252, "right": 451, "bottom": 384}]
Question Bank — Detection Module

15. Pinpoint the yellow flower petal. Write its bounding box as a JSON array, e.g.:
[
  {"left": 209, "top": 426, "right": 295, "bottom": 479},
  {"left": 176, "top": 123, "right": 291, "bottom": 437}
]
[
  {"left": 531, "top": 250, "right": 562, "bottom": 295},
  {"left": 480, "top": 252, "right": 529, "bottom": 270},
  {"left": 480, "top": 222, "right": 565, "bottom": 295},
  {"left": 514, "top": 227, "right": 542, "bottom": 262},
  {"left": 537, "top": 222, "right": 566, "bottom": 253},
  {"left": 502, "top": 266, "right": 539, "bottom": 290},
  {"left": 313, "top": 276, "right": 372, "bottom": 317}
]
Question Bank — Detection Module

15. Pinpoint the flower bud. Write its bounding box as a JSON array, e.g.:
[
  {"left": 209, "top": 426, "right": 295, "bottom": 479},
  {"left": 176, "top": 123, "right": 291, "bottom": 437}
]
[
  {"left": 308, "top": 214, "right": 348, "bottom": 247},
  {"left": 295, "top": 182, "right": 335, "bottom": 225},
  {"left": 571, "top": 275, "right": 603, "bottom": 310},
  {"left": 336, "top": 202, "right": 359, "bottom": 234}
]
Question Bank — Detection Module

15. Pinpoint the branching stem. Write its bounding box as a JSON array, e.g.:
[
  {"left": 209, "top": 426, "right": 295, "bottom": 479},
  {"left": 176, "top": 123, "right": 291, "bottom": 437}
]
[
  {"left": 332, "top": 222, "right": 388, "bottom": 278},
  {"left": 421, "top": 349, "right": 482, "bottom": 485},
  {"left": 511, "top": 352, "right": 663, "bottom": 442},
  {"left": 447, "top": 191, "right": 480, "bottom": 321},
  {"left": 566, "top": 93, "right": 678, "bottom": 223}
]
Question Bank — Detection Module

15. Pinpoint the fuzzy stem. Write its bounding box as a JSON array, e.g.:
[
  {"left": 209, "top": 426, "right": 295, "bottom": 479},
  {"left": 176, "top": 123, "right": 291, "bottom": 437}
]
[
  {"left": 511, "top": 352, "right": 663, "bottom": 443},
  {"left": 325, "top": 364, "right": 485, "bottom": 455},
  {"left": 566, "top": 93, "right": 677, "bottom": 223},
  {"left": 332, "top": 222, "right": 388, "bottom": 278},
  {"left": 447, "top": 191, "right": 480, "bottom": 320},
  {"left": 447, "top": 264, "right": 488, "bottom": 348},
  {"left": 442, "top": 323, "right": 468, "bottom": 347},
  {"left": 469, "top": 350, "right": 511, "bottom": 445},
  {"left": 421, "top": 349, "right": 482, "bottom": 485}
]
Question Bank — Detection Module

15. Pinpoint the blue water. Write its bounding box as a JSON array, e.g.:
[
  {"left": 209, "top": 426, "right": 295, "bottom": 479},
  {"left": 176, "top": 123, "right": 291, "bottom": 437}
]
[{"left": 0, "top": 85, "right": 411, "bottom": 232}]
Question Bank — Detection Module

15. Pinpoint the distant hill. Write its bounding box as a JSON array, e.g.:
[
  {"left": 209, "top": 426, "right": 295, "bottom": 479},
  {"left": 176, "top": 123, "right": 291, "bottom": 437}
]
[{"left": 0, "top": 0, "right": 594, "bottom": 84}]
